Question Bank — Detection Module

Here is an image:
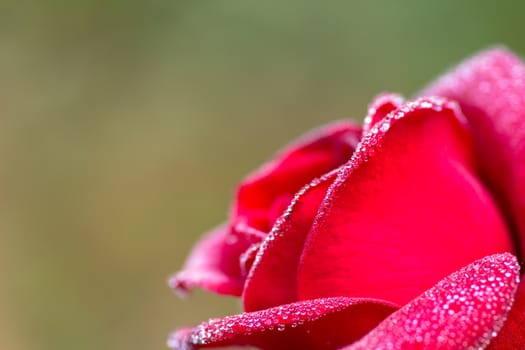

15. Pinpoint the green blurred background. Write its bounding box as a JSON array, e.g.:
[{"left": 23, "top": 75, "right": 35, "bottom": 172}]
[{"left": 1, "top": 1, "right": 524, "bottom": 349}]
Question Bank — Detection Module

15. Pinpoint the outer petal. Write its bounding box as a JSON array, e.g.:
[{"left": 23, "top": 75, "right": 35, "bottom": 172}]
[
  {"left": 343, "top": 253, "right": 520, "bottom": 350},
  {"left": 234, "top": 121, "right": 361, "bottom": 233},
  {"left": 421, "top": 48, "right": 525, "bottom": 257},
  {"left": 169, "top": 225, "right": 246, "bottom": 296},
  {"left": 298, "top": 98, "right": 514, "bottom": 305},
  {"left": 243, "top": 168, "right": 339, "bottom": 311},
  {"left": 487, "top": 279, "right": 525, "bottom": 349},
  {"left": 168, "top": 297, "right": 398, "bottom": 350}
]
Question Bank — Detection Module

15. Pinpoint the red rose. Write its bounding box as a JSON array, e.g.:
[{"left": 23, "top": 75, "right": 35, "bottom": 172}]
[{"left": 168, "top": 48, "right": 525, "bottom": 349}]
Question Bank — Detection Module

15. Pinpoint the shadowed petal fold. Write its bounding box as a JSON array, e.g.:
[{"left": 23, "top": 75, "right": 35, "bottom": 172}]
[
  {"left": 298, "top": 98, "right": 514, "bottom": 306},
  {"left": 168, "top": 297, "right": 398, "bottom": 350},
  {"left": 343, "top": 253, "right": 520, "bottom": 350},
  {"left": 243, "top": 169, "right": 339, "bottom": 311},
  {"left": 234, "top": 122, "right": 361, "bottom": 233}
]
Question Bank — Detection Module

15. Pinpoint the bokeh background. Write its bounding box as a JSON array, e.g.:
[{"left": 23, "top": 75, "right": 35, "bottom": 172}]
[{"left": 1, "top": 1, "right": 525, "bottom": 349}]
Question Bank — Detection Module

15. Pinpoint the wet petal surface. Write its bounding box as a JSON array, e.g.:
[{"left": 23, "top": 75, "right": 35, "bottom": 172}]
[
  {"left": 487, "top": 279, "right": 525, "bottom": 349},
  {"left": 422, "top": 48, "right": 525, "bottom": 257},
  {"left": 168, "top": 297, "right": 398, "bottom": 350},
  {"left": 298, "top": 98, "right": 514, "bottom": 305},
  {"left": 343, "top": 253, "right": 520, "bottom": 350}
]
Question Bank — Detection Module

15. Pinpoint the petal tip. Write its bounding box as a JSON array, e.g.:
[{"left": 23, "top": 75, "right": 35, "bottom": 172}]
[
  {"left": 168, "top": 274, "right": 191, "bottom": 298},
  {"left": 167, "top": 328, "right": 194, "bottom": 350}
]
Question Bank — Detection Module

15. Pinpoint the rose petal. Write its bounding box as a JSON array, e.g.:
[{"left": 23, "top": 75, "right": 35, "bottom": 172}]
[
  {"left": 168, "top": 297, "right": 398, "bottom": 350},
  {"left": 169, "top": 225, "right": 246, "bottom": 297},
  {"left": 234, "top": 121, "right": 361, "bottom": 233},
  {"left": 362, "top": 93, "right": 404, "bottom": 134},
  {"left": 487, "top": 279, "right": 525, "bottom": 349},
  {"left": 243, "top": 169, "right": 339, "bottom": 311},
  {"left": 343, "top": 253, "right": 520, "bottom": 350},
  {"left": 239, "top": 242, "right": 260, "bottom": 277},
  {"left": 421, "top": 47, "right": 525, "bottom": 257},
  {"left": 298, "top": 98, "right": 514, "bottom": 305}
]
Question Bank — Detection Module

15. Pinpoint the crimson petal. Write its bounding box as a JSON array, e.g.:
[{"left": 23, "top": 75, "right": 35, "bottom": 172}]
[
  {"left": 243, "top": 169, "right": 339, "bottom": 311},
  {"left": 298, "top": 98, "right": 514, "bottom": 306},
  {"left": 343, "top": 253, "right": 520, "bottom": 350},
  {"left": 487, "top": 279, "right": 525, "bottom": 349},
  {"left": 168, "top": 297, "right": 398, "bottom": 350},
  {"left": 421, "top": 48, "right": 525, "bottom": 257},
  {"left": 169, "top": 225, "right": 246, "bottom": 296},
  {"left": 234, "top": 121, "right": 361, "bottom": 233}
]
